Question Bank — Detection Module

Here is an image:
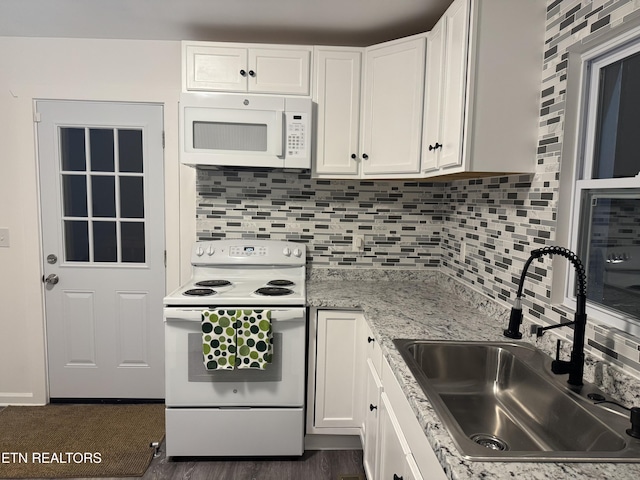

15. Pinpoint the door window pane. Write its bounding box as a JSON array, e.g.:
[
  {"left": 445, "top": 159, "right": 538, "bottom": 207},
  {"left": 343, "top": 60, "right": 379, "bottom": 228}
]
[
  {"left": 119, "top": 129, "right": 144, "bottom": 173},
  {"left": 579, "top": 189, "right": 640, "bottom": 320},
  {"left": 62, "top": 175, "right": 87, "bottom": 217},
  {"left": 60, "top": 128, "right": 86, "bottom": 171},
  {"left": 121, "top": 222, "right": 145, "bottom": 263},
  {"left": 91, "top": 176, "right": 116, "bottom": 217},
  {"left": 90, "top": 128, "right": 115, "bottom": 172},
  {"left": 593, "top": 51, "right": 640, "bottom": 179},
  {"left": 64, "top": 220, "right": 89, "bottom": 262},
  {"left": 58, "top": 125, "right": 149, "bottom": 265},
  {"left": 93, "top": 221, "right": 117, "bottom": 262},
  {"left": 120, "top": 177, "right": 144, "bottom": 218}
]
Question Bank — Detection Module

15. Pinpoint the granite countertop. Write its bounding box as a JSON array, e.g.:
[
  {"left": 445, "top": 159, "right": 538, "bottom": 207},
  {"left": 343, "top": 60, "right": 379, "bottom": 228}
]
[{"left": 306, "top": 269, "right": 640, "bottom": 480}]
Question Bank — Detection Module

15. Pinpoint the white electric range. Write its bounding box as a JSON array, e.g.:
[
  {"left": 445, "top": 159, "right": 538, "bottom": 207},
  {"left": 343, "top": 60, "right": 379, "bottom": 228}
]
[{"left": 163, "top": 239, "right": 307, "bottom": 457}]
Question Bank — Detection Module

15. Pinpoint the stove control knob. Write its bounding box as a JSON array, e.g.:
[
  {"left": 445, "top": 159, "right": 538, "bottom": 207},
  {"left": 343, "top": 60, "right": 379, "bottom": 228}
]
[
  {"left": 196, "top": 246, "right": 204, "bottom": 256},
  {"left": 207, "top": 246, "right": 215, "bottom": 256},
  {"left": 293, "top": 248, "right": 303, "bottom": 258},
  {"left": 283, "top": 247, "right": 291, "bottom": 256}
]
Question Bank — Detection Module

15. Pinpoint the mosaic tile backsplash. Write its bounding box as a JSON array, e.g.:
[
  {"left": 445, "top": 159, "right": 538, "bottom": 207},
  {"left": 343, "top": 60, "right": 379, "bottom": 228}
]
[
  {"left": 196, "top": 0, "right": 640, "bottom": 379},
  {"left": 196, "top": 169, "right": 446, "bottom": 269}
]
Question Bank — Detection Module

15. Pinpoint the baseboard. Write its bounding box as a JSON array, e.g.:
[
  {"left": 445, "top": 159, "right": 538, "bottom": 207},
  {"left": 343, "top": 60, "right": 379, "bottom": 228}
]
[{"left": 304, "top": 434, "right": 362, "bottom": 450}]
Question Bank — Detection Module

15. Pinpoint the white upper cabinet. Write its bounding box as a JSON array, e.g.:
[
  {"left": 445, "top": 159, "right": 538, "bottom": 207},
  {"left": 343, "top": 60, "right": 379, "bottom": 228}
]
[
  {"left": 183, "top": 42, "right": 312, "bottom": 95},
  {"left": 422, "top": 0, "right": 469, "bottom": 173},
  {"left": 361, "top": 36, "right": 426, "bottom": 178},
  {"left": 313, "top": 47, "right": 363, "bottom": 177},
  {"left": 421, "top": 19, "right": 445, "bottom": 173},
  {"left": 313, "top": 37, "right": 425, "bottom": 179},
  {"left": 421, "top": 0, "right": 545, "bottom": 178}
]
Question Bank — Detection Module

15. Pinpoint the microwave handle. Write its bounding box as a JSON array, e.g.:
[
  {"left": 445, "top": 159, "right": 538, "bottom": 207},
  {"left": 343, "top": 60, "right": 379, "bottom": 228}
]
[{"left": 275, "top": 110, "right": 284, "bottom": 157}]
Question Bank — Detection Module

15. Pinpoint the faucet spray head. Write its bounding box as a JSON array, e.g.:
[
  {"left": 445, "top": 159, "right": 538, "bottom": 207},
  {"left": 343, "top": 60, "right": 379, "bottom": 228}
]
[{"left": 503, "top": 297, "right": 523, "bottom": 339}]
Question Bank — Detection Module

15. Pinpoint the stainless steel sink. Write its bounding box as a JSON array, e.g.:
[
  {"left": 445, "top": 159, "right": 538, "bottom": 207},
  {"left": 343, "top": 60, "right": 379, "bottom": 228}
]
[{"left": 393, "top": 339, "right": 640, "bottom": 462}]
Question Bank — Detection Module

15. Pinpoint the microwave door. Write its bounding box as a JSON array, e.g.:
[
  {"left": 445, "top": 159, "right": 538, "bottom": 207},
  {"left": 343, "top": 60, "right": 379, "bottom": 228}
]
[{"left": 182, "top": 107, "right": 285, "bottom": 167}]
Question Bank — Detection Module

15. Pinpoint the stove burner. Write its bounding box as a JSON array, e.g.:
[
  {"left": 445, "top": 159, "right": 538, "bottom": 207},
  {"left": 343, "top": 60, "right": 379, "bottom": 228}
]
[
  {"left": 267, "top": 279, "right": 295, "bottom": 287},
  {"left": 255, "top": 287, "right": 294, "bottom": 296},
  {"left": 195, "top": 280, "right": 233, "bottom": 288},
  {"left": 183, "top": 288, "right": 217, "bottom": 296}
]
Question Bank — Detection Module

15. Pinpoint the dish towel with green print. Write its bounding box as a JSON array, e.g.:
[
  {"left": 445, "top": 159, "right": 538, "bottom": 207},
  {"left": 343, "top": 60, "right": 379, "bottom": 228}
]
[
  {"left": 235, "top": 309, "right": 273, "bottom": 370},
  {"left": 202, "top": 309, "right": 240, "bottom": 370}
]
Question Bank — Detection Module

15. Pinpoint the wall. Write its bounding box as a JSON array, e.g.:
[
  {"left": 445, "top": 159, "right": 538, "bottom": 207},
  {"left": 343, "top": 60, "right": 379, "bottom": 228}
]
[
  {"left": 4, "top": 0, "right": 640, "bottom": 404},
  {"left": 439, "top": 0, "right": 640, "bottom": 378},
  {"left": 0, "top": 37, "right": 192, "bottom": 404}
]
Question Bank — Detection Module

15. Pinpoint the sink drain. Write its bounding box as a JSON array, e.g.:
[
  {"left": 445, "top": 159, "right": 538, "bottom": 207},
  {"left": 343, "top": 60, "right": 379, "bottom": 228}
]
[{"left": 470, "top": 433, "right": 510, "bottom": 451}]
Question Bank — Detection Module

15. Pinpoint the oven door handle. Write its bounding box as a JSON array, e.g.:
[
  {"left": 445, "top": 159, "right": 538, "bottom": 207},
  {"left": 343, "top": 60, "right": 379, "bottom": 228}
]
[{"left": 164, "top": 307, "right": 305, "bottom": 323}]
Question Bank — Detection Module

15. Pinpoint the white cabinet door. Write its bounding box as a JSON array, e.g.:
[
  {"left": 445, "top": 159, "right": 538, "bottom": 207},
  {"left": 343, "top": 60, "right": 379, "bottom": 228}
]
[
  {"left": 363, "top": 359, "right": 383, "bottom": 480},
  {"left": 378, "top": 392, "right": 412, "bottom": 480},
  {"left": 313, "top": 48, "right": 362, "bottom": 176},
  {"left": 249, "top": 48, "right": 311, "bottom": 95},
  {"left": 361, "top": 36, "right": 426, "bottom": 177},
  {"left": 183, "top": 42, "right": 311, "bottom": 95},
  {"left": 422, "top": 19, "right": 445, "bottom": 172},
  {"left": 403, "top": 453, "right": 425, "bottom": 480},
  {"left": 421, "top": 0, "right": 469, "bottom": 173},
  {"left": 438, "top": 0, "right": 469, "bottom": 169},
  {"left": 185, "top": 45, "right": 248, "bottom": 91},
  {"left": 313, "top": 310, "right": 364, "bottom": 428}
]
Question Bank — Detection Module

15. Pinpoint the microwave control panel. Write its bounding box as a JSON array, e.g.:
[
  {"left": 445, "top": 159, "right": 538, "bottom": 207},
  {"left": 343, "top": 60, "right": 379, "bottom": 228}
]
[{"left": 285, "top": 112, "right": 309, "bottom": 159}]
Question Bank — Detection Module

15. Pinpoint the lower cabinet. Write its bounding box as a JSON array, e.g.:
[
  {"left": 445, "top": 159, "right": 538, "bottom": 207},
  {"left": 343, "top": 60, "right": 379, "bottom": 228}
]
[
  {"left": 309, "top": 309, "right": 446, "bottom": 479},
  {"left": 307, "top": 308, "right": 365, "bottom": 434},
  {"left": 363, "top": 359, "right": 383, "bottom": 479},
  {"left": 378, "top": 392, "right": 422, "bottom": 480}
]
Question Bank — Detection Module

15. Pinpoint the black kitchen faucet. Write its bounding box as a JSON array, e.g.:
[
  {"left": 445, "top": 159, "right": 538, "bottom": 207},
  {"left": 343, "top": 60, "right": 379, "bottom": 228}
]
[{"left": 503, "top": 246, "right": 588, "bottom": 387}]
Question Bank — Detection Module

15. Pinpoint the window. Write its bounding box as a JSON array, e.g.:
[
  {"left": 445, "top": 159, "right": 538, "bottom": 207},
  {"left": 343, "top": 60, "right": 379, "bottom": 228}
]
[{"left": 568, "top": 36, "right": 640, "bottom": 335}]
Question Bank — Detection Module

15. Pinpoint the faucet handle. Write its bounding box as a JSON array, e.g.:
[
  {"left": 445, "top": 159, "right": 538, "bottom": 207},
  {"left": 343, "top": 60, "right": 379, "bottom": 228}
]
[{"left": 503, "top": 305, "right": 523, "bottom": 339}]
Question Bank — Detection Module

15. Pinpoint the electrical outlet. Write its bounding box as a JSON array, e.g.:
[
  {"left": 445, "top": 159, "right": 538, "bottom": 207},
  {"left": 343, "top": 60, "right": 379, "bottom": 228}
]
[
  {"left": 0, "top": 228, "right": 9, "bottom": 247},
  {"left": 460, "top": 240, "right": 466, "bottom": 262},
  {"left": 353, "top": 235, "right": 365, "bottom": 252}
]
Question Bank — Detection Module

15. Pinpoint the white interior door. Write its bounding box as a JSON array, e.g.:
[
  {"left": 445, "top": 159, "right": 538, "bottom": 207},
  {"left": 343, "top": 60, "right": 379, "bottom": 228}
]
[{"left": 37, "top": 100, "right": 165, "bottom": 399}]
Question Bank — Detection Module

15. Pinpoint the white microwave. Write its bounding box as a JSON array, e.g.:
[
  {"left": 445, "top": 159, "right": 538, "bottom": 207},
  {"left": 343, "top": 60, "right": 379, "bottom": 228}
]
[{"left": 180, "top": 93, "right": 312, "bottom": 169}]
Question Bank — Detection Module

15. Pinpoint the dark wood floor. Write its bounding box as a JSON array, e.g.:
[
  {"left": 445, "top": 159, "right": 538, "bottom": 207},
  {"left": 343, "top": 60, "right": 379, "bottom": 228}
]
[
  {"left": 22, "top": 442, "right": 366, "bottom": 480},
  {"left": 142, "top": 447, "right": 366, "bottom": 480}
]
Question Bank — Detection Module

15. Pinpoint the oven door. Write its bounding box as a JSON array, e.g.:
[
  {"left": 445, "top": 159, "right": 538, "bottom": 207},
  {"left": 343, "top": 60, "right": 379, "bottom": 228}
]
[{"left": 164, "top": 307, "right": 306, "bottom": 407}]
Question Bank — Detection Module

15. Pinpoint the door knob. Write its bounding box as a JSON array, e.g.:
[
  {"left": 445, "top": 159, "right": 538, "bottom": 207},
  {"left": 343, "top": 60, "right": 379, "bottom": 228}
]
[{"left": 44, "top": 274, "right": 59, "bottom": 285}]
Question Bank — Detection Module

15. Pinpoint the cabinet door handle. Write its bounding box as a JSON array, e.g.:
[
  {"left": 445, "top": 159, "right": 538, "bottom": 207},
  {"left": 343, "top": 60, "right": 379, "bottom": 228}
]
[
  {"left": 362, "top": 153, "right": 369, "bottom": 160},
  {"left": 249, "top": 70, "right": 256, "bottom": 77},
  {"left": 429, "top": 142, "right": 442, "bottom": 151},
  {"left": 367, "top": 336, "right": 374, "bottom": 343},
  {"left": 351, "top": 153, "right": 357, "bottom": 159},
  {"left": 240, "top": 69, "right": 247, "bottom": 77},
  {"left": 393, "top": 475, "right": 403, "bottom": 480},
  {"left": 369, "top": 404, "right": 377, "bottom": 411}
]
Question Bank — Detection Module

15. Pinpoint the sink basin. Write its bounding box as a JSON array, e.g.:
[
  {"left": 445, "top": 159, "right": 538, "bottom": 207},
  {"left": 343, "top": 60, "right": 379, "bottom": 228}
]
[{"left": 394, "top": 339, "right": 640, "bottom": 462}]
